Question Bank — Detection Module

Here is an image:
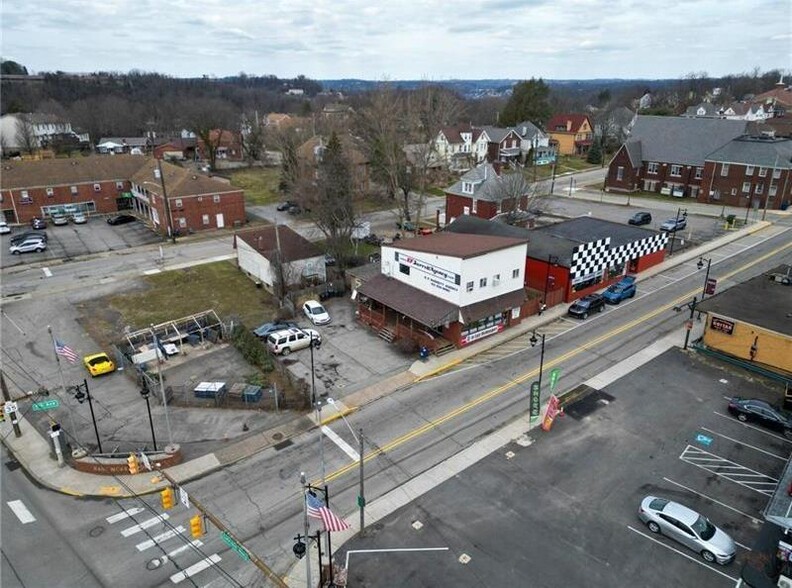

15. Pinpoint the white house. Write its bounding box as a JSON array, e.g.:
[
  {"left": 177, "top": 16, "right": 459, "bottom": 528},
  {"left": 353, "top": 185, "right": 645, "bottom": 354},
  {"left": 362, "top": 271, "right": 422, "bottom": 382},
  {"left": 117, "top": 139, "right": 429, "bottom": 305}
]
[
  {"left": 235, "top": 225, "right": 326, "bottom": 290},
  {"left": 0, "top": 113, "right": 83, "bottom": 152},
  {"left": 97, "top": 137, "right": 151, "bottom": 154},
  {"left": 433, "top": 124, "right": 478, "bottom": 171}
]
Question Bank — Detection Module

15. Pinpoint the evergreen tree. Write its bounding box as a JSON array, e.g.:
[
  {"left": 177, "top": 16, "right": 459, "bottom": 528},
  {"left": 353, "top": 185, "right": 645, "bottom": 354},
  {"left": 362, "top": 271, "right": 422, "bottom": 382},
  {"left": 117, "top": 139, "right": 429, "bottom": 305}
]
[
  {"left": 499, "top": 78, "right": 553, "bottom": 126},
  {"left": 586, "top": 139, "right": 603, "bottom": 165}
]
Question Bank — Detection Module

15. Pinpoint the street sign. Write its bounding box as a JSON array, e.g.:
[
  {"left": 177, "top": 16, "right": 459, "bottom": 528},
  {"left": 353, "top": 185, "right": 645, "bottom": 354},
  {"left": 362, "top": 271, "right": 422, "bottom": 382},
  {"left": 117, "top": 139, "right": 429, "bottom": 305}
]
[
  {"left": 221, "top": 532, "right": 250, "bottom": 561},
  {"left": 705, "top": 278, "right": 717, "bottom": 295},
  {"left": 529, "top": 381, "right": 541, "bottom": 421},
  {"left": 32, "top": 399, "right": 60, "bottom": 412},
  {"left": 179, "top": 487, "right": 189, "bottom": 509},
  {"left": 4, "top": 401, "right": 18, "bottom": 414},
  {"left": 549, "top": 368, "right": 561, "bottom": 392}
]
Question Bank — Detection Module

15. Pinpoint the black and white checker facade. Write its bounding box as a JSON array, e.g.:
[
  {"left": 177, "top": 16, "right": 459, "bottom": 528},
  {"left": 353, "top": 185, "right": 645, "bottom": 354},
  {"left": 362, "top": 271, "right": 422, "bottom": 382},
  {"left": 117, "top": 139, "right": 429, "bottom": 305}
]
[{"left": 569, "top": 233, "right": 668, "bottom": 284}]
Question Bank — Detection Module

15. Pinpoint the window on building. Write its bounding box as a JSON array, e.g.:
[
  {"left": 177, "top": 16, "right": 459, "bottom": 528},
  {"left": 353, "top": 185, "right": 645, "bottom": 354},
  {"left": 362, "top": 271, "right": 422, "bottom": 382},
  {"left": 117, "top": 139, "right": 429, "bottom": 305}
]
[
  {"left": 694, "top": 167, "right": 703, "bottom": 179},
  {"left": 670, "top": 164, "right": 682, "bottom": 177},
  {"left": 616, "top": 166, "right": 624, "bottom": 181},
  {"left": 20, "top": 190, "right": 32, "bottom": 203},
  {"left": 213, "top": 194, "right": 221, "bottom": 203},
  {"left": 493, "top": 274, "right": 500, "bottom": 286},
  {"left": 202, "top": 214, "right": 210, "bottom": 225},
  {"left": 758, "top": 167, "right": 767, "bottom": 177},
  {"left": 773, "top": 168, "right": 781, "bottom": 179},
  {"left": 116, "top": 181, "right": 124, "bottom": 189},
  {"left": 46, "top": 188, "right": 54, "bottom": 197},
  {"left": 512, "top": 268, "right": 520, "bottom": 279},
  {"left": 745, "top": 166, "right": 754, "bottom": 176},
  {"left": 21, "top": 190, "right": 29, "bottom": 199},
  {"left": 70, "top": 185, "right": 78, "bottom": 194},
  {"left": 399, "top": 264, "right": 410, "bottom": 276},
  {"left": 756, "top": 184, "right": 763, "bottom": 194},
  {"left": 742, "top": 182, "right": 751, "bottom": 193},
  {"left": 721, "top": 163, "right": 729, "bottom": 176},
  {"left": 93, "top": 183, "right": 101, "bottom": 192},
  {"left": 466, "top": 281, "right": 474, "bottom": 292},
  {"left": 730, "top": 188, "right": 737, "bottom": 196},
  {"left": 769, "top": 184, "right": 778, "bottom": 197},
  {"left": 479, "top": 277, "right": 487, "bottom": 288},
  {"left": 151, "top": 194, "right": 156, "bottom": 204},
  {"left": 174, "top": 198, "right": 183, "bottom": 208}
]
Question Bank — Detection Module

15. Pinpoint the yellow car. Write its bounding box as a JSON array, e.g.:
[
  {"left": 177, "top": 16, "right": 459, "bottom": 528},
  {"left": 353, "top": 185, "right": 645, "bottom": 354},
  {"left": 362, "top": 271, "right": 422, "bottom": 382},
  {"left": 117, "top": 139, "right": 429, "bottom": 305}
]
[{"left": 83, "top": 352, "right": 116, "bottom": 377}]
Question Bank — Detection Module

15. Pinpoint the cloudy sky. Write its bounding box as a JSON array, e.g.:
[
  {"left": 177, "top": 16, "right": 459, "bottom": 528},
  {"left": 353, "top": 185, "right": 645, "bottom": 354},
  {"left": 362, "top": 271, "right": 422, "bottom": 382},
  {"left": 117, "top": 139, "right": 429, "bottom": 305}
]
[{"left": 2, "top": 0, "right": 790, "bottom": 80}]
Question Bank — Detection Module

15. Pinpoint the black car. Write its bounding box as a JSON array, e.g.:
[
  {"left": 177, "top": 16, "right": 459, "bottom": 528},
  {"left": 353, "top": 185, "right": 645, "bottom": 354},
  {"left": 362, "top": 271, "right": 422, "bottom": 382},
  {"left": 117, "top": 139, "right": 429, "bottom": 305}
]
[
  {"left": 628, "top": 212, "right": 652, "bottom": 226},
  {"left": 252, "top": 321, "right": 298, "bottom": 339},
  {"left": 276, "top": 201, "right": 297, "bottom": 211},
  {"left": 567, "top": 294, "right": 606, "bottom": 319},
  {"left": 10, "top": 231, "right": 48, "bottom": 245},
  {"left": 30, "top": 217, "right": 47, "bottom": 229},
  {"left": 107, "top": 214, "right": 137, "bottom": 225},
  {"left": 727, "top": 397, "right": 792, "bottom": 437}
]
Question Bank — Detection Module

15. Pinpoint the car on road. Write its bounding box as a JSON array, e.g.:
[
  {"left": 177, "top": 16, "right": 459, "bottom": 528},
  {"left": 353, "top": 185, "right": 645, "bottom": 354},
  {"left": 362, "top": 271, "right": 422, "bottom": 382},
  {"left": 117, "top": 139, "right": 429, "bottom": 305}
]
[
  {"left": 9, "top": 237, "right": 47, "bottom": 254},
  {"left": 10, "top": 231, "right": 47, "bottom": 245},
  {"left": 303, "top": 300, "right": 331, "bottom": 325},
  {"left": 567, "top": 293, "right": 605, "bottom": 319},
  {"left": 107, "top": 213, "right": 136, "bottom": 225},
  {"left": 660, "top": 217, "right": 687, "bottom": 232},
  {"left": 727, "top": 397, "right": 792, "bottom": 437},
  {"left": 396, "top": 220, "right": 416, "bottom": 231},
  {"left": 0, "top": 221, "right": 10, "bottom": 235},
  {"left": 602, "top": 276, "right": 637, "bottom": 304},
  {"left": 277, "top": 201, "right": 297, "bottom": 211},
  {"left": 628, "top": 212, "right": 652, "bottom": 226},
  {"left": 266, "top": 327, "right": 321, "bottom": 356},
  {"left": 83, "top": 352, "right": 116, "bottom": 377},
  {"left": 71, "top": 213, "right": 87, "bottom": 224},
  {"left": 638, "top": 496, "right": 736, "bottom": 565},
  {"left": 51, "top": 214, "right": 69, "bottom": 226},
  {"left": 324, "top": 253, "right": 337, "bottom": 266},
  {"left": 30, "top": 217, "right": 47, "bottom": 229},
  {"left": 253, "top": 320, "right": 298, "bottom": 339}
]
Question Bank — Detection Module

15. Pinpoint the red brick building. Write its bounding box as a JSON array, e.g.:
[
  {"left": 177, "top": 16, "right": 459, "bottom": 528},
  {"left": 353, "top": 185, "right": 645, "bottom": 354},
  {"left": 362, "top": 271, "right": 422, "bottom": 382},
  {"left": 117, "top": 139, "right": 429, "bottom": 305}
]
[
  {"left": 0, "top": 155, "right": 246, "bottom": 234},
  {"left": 444, "top": 163, "right": 529, "bottom": 223}
]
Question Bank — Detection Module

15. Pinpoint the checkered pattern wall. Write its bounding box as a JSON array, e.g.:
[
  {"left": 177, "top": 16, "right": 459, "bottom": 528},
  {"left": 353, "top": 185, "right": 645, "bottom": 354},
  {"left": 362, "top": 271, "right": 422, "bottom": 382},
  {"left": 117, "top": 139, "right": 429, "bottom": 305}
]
[{"left": 569, "top": 233, "right": 668, "bottom": 283}]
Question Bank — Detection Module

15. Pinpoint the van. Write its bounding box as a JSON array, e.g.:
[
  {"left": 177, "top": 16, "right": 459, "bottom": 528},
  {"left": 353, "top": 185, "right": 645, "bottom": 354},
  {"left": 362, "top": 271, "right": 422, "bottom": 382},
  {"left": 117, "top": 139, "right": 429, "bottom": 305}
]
[{"left": 267, "top": 327, "right": 321, "bottom": 356}]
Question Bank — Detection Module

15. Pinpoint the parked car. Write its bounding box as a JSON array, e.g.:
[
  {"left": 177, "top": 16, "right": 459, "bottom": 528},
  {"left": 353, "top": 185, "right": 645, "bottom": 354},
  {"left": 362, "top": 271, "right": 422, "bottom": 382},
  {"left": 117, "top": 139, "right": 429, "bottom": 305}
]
[
  {"left": 9, "top": 237, "right": 46, "bottom": 255},
  {"left": 303, "top": 300, "right": 331, "bottom": 325},
  {"left": 0, "top": 221, "right": 10, "bottom": 235},
  {"left": 266, "top": 327, "right": 321, "bottom": 356},
  {"left": 638, "top": 496, "right": 736, "bottom": 564},
  {"left": 30, "top": 217, "right": 47, "bottom": 229},
  {"left": 396, "top": 220, "right": 415, "bottom": 231},
  {"left": 83, "top": 352, "right": 116, "bottom": 377},
  {"left": 277, "top": 201, "right": 297, "bottom": 211},
  {"left": 287, "top": 204, "right": 303, "bottom": 215},
  {"left": 51, "top": 214, "right": 69, "bottom": 226},
  {"left": 602, "top": 276, "right": 637, "bottom": 304},
  {"left": 727, "top": 397, "right": 792, "bottom": 437},
  {"left": 417, "top": 226, "right": 434, "bottom": 236},
  {"left": 660, "top": 217, "right": 687, "bottom": 232},
  {"left": 628, "top": 212, "right": 652, "bottom": 226},
  {"left": 10, "top": 231, "right": 47, "bottom": 245},
  {"left": 107, "top": 214, "right": 136, "bottom": 225},
  {"left": 253, "top": 320, "right": 298, "bottom": 339},
  {"left": 567, "top": 294, "right": 605, "bottom": 319},
  {"left": 71, "top": 213, "right": 87, "bottom": 224}
]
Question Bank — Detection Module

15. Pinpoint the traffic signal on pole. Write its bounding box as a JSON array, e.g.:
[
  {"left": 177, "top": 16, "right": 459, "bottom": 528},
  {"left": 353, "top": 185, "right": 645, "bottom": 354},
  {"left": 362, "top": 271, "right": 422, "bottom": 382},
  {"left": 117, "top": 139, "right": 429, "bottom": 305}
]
[
  {"left": 190, "top": 514, "right": 204, "bottom": 538},
  {"left": 127, "top": 453, "right": 140, "bottom": 475},
  {"left": 160, "top": 487, "right": 175, "bottom": 510},
  {"left": 0, "top": 403, "right": 5, "bottom": 422}
]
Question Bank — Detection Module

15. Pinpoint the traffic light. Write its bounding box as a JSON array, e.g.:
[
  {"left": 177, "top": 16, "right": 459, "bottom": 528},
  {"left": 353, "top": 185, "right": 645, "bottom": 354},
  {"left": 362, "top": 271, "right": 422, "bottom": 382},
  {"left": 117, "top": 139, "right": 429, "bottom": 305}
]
[
  {"left": 160, "top": 487, "right": 175, "bottom": 510},
  {"left": 0, "top": 403, "right": 5, "bottom": 422},
  {"left": 127, "top": 453, "right": 140, "bottom": 475},
  {"left": 190, "top": 515, "right": 204, "bottom": 538}
]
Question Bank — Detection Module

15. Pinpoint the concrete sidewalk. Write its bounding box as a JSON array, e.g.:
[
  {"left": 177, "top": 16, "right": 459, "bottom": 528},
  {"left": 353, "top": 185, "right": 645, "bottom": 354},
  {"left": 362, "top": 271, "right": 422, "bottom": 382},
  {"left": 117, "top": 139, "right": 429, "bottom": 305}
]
[{"left": 0, "top": 211, "right": 775, "bottom": 501}]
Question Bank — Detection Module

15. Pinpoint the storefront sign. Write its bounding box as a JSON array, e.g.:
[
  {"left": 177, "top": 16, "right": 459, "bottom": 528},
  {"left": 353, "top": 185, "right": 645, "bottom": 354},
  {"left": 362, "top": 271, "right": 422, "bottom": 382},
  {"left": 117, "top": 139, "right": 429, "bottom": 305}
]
[
  {"left": 460, "top": 323, "right": 504, "bottom": 346},
  {"left": 529, "top": 381, "right": 541, "bottom": 421},
  {"left": 396, "top": 252, "right": 460, "bottom": 289},
  {"left": 710, "top": 316, "right": 734, "bottom": 335},
  {"left": 541, "top": 394, "right": 562, "bottom": 432}
]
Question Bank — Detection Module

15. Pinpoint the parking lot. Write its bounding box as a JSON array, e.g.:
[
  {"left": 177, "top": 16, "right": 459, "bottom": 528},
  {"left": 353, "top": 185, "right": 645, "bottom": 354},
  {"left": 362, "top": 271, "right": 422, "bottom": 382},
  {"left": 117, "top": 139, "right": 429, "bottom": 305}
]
[
  {"left": 1, "top": 215, "right": 161, "bottom": 268},
  {"left": 341, "top": 348, "right": 788, "bottom": 587}
]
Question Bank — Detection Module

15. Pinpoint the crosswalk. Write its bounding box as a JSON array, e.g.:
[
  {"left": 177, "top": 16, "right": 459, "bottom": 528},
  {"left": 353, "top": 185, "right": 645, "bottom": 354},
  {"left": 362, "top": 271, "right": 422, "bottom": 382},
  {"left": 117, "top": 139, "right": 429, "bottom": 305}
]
[{"left": 107, "top": 508, "right": 222, "bottom": 584}]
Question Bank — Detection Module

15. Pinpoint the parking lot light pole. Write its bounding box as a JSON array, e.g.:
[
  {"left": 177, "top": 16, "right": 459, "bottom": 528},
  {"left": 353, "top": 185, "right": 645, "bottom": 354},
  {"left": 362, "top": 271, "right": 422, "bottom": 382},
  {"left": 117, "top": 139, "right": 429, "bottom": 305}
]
[
  {"left": 697, "top": 256, "right": 712, "bottom": 300},
  {"left": 139, "top": 378, "right": 158, "bottom": 451},
  {"left": 529, "top": 331, "right": 546, "bottom": 393}
]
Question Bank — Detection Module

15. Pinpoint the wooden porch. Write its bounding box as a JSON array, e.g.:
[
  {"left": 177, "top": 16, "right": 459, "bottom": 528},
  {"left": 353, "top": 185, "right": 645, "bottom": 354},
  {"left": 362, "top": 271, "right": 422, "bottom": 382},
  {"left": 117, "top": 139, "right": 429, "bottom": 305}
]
[{"left": 356, "top": 305, "right": 456, "bottom": 356}]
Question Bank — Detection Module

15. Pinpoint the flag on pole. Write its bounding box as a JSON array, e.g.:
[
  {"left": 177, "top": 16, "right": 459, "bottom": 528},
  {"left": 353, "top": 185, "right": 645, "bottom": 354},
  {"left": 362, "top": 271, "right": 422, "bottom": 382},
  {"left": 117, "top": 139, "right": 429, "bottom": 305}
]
[
  {"left": 306, "top": 491, "right": 350, "bottom": 532},
  {"left": 54, "top": 339, "right": 78, "bottom": 363}
]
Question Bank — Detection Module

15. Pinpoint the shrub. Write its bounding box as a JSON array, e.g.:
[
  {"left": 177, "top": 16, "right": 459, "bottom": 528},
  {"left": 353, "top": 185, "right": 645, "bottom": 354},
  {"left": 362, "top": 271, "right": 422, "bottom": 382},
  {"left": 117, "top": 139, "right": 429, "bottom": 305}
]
[{"left": 231, "top": 325, "right": 274, "bottom": 372}]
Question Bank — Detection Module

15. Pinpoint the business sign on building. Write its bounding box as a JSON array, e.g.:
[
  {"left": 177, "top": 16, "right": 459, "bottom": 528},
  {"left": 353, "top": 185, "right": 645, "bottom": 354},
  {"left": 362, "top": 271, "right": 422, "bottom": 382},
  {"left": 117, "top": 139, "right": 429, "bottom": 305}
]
[
  {"left": 395, "top": 252, "right": 461, "bottom": 293},
  {"left": 710, "top": 316, "right": 735, "bottom": 335}
]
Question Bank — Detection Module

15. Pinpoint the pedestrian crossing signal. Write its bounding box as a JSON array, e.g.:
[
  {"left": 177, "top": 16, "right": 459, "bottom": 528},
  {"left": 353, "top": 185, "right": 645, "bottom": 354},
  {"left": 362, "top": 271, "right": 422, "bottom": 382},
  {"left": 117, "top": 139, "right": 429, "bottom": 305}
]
[
  {"left": 127, "top": 453, "right": 140, "bottom": 475},
  {"left": 160, "top": 487, "right": 175, "bottom": 510},
  {"left": 190, "top": 514, "right": 204, "bottom": 538}
]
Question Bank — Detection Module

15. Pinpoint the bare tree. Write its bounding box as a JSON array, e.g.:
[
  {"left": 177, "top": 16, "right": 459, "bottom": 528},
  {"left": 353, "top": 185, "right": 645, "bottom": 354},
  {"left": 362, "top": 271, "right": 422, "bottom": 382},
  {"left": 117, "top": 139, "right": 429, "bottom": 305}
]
[
  {"left": 240, "top": 113, "right": 265, "bottom": 163},
  {"left": 271, "top": 127, "right": 306, "bottom": 195},
  {"left": 486, "top": 170, "right": 544, "bottom": 218},
  {"left": 182, "top": 98, "right": 238, "bottom": 171},
  {"left": 15, "top": 114, "right": 38, "bottom": 155}
]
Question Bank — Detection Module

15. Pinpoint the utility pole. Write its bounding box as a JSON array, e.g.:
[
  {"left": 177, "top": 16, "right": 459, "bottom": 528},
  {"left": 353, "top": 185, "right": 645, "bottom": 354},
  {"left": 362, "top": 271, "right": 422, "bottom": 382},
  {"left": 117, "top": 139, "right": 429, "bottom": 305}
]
[
  {"left": 0, "top": 371, "right": 22, "bottom": 438},
  {"left": 156, "top": 158, "right": 176, "bottom": 244},
  {"left": 359, "top": 427, "right": 365, "bottom": 534},
  {"left": 150, "top": 326, "right": 174, "bottom": 449}
]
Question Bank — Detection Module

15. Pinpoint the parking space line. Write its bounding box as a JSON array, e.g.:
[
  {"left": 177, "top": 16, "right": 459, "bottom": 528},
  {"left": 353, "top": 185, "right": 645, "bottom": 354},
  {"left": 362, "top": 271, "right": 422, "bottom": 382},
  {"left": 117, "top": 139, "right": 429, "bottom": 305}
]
[
  {"left": 626, "top": 525, "right": 738, "bottom": 582},
  {"left": 680, "top": 445, "right": 778, "bottom": 496},
  {"left": 42, "top": 267, "right": 52, "bottom": 278},
  {"left": 713, "top": 412, "right": 792, "bottom": 444},
  {"left": 699, "top": 426, "right": 787, "bottom": 461},
  {"left": 662, "top": 477, "right": 763, "bottom": 525},
  {"left": 7, "top": 500, "right": 36, "bottom": 524}
]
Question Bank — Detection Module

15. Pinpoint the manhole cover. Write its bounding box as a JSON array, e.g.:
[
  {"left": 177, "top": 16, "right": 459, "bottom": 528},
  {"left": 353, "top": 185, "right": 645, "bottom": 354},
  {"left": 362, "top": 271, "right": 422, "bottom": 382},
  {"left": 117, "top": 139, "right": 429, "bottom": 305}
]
[
  {"left": 272, "top": 432, "right": 284, "bottom": 441},
  {"left": 147, "top": 558, "right": 163, "bottom": 571},
  {"left": 89, "top": 526, "right": 105, "bottom": 538}
]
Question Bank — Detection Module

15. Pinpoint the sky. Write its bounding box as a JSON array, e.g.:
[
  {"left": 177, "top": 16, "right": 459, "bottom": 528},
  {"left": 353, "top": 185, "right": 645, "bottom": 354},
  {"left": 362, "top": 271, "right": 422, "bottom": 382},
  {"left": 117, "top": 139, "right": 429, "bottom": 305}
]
[{"left": 2, "top": 0, "right": 790, "bottom": 80}]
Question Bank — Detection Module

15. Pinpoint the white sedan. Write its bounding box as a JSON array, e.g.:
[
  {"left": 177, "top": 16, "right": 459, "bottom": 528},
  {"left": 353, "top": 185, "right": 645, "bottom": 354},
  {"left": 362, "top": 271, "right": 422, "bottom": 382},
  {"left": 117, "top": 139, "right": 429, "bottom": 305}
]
[{"left": 303, "top": 300, "right": 331, "bottom": 325}]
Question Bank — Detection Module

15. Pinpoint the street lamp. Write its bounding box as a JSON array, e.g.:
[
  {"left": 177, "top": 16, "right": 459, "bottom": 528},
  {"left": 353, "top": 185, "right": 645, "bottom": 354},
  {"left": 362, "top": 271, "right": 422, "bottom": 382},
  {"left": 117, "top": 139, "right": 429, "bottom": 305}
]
[
  {"left": 697, "top": 256, "right": 713, "bottom": 300},
  {"left": 68, "top": 379, "right": 102, "bottom": 454},
  {"left": 673, "top": 296, "right": 699, "bottom": 350},
  {"left": 309, "top": 332, "right": 325, "bottom": 486},
  {"left": 139, "top": 377, "right": 158, "bottom": 452},
  {"left": 326, "top": 398, "right": 366, "bottom": 534},
  {"left": 529, "top": 331, "right": 547, "bottom": 395}
]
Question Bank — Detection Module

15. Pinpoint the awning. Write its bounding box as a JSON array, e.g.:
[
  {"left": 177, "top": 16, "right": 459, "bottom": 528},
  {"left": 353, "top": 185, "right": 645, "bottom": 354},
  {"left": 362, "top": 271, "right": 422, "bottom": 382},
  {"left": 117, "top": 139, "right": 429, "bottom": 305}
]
[
  {"left": 357, "top": 274, "right": 457, "bottom": 328},
  {"left": 460, "top": 288, "right": 527, "bottom": 323}
]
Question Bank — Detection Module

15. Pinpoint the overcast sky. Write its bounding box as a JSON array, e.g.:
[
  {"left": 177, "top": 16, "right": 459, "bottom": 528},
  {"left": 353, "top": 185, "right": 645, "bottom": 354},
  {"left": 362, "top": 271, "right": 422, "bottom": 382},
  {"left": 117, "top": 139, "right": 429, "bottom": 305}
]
[{"left": 2, "top": 0, "right": 790, "bottom": 80}]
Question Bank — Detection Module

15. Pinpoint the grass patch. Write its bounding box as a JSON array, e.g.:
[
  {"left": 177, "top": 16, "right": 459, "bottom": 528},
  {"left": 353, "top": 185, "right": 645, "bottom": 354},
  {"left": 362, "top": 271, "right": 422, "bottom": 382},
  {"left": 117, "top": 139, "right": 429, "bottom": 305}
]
[
  {"left": 228, "top": 168, "right": 281, "bottom": 205},
  {"left": 106, "top": 261, "right": 277, "bottom": 330}
]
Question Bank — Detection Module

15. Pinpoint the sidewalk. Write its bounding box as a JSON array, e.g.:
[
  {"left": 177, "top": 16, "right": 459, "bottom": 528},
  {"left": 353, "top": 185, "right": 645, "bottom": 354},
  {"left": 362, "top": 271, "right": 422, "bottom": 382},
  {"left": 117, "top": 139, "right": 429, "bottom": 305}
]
[{"left": 0, "top": 214, "right": 775, "bottom": 501}]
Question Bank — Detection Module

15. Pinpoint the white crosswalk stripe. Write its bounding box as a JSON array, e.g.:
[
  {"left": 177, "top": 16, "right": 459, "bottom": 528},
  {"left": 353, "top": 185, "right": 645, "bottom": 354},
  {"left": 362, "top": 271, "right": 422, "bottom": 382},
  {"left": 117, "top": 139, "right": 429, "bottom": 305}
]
[
  {"left": 7, "top": 500, "right": 36, "bottom": 524},
  {"left": 170, "top": 554, "right": 221, "bottom": 584},
  {"left": 121, "top": 513, "right": 170, "bottom": 537},
  {"left": 136, "top": 526, "right": 186, "bottom": 551},
  {"left": 106, "top": 508, "right": 145, "bottom": 524}
]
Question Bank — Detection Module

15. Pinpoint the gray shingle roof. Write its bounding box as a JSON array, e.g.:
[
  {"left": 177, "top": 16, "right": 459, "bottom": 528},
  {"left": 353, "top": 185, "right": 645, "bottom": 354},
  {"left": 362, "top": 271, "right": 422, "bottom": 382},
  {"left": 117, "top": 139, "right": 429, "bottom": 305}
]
[
  {"left": 478, "top": 126, "right": 513, "bottom": 143},
  {"left": 444, "top": 163, "right": 505, "bottom": 201},
  {"left": 684, "top": 103, "right": 720, "bottom": 117},
  {"left": 705, "top": 136, "right": 792, "bottom": 168},
  {"left": 391, "top": 231, "right": 527, "bottom": 259},
  {"left": 513, "top": 121, "right": 545, "bottom": 140},
  {"left": 625, "top": 141, "right": 643, "bottom": 167},
  {"left": 444, "top": 214, "right": 531, "bottom": 239},
  {"left": 629, "top": 115, "right": 749, "bottom": 166}
]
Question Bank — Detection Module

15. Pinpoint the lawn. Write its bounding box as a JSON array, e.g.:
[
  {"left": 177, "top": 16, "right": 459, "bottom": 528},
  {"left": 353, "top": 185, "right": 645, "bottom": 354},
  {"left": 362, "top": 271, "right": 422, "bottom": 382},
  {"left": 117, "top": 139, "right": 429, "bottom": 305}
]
[{"left": 228, "top": 167, "right": 281, "bottom": 205}]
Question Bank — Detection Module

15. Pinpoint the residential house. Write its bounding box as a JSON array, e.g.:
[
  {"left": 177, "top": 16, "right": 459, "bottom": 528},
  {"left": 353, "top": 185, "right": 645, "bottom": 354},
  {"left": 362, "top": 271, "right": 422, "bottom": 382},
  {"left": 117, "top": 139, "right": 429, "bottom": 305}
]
[
  {"left": 433, "top": 124, "right": 478, "bottom": 171},
  {"left": 264, "top": 113, "right": 295, "bottom": 129},
  {"left": 444, "top": 163, "right": 531, "bottom": 222},
  {"left": 638, "top": 91, "right": 653, "bottom": 110},
  {"left": 152, "top": 137, "right": 198, "bottom": 161},
  {"left": 297, "top": 135, "right": 370, "bottom": 193},
  {"left": 721, "top": 103, "right": 767, "bottom": 121},
  {"left": 546, "top": 113, "right": 594, "bottom": 156},
  {"left": 474, "top": 126, "right": 523, "bottom": 165},
  {"left": 760, "top": 116, "right": 792, "bottom": 138},
  {"left": 0, "top": 112, "right": 86, "bottom": 154},
  {"left": 752, "top": 78, "right": 792, "bottom": 118},
  {"left": 0, "top": 155, "right": 246, "bottom": 233},
  {"left": 605, "top": 115, "right": 750, "bottom": 198},
  {"left": 700, "top": 133, "right": 792, "bottom": 210},
  {"left": 197, "top": 129, "right": 243, "bottom": 161},
  {"left": 235, "top": 225, "right": 326, "bottom": 290},
  {"left": 353, "top": 232, "right": 530, "bottom": 351},
  {"left": 512, "top": 120, "right": 555, "bottom": 165},
  {"left": 96, "top": 137, "right": 151, "bottom": 155},
  {"left": 594, "top": 107, "right": 637, "bottom": 150},
  {"left": 683, "top": 103, "right": 722, "bottom": 118}
]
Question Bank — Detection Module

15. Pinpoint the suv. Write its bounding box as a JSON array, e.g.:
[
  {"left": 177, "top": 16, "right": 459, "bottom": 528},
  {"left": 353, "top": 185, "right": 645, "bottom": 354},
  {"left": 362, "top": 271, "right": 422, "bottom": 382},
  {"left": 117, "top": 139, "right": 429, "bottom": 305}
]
[
  {"left": 267, "top": 327, "right": 321, "bottom": 356},
  {"left": 10, "top": 237, "right": 47, "bottom": 254},
  {"left": 660, "top": 217, "right": 687, "bottom": 232},
  {"left": 567, "top": 293, "right": 606, "bottom": 319},
  {"left": 628, "top": 212, "right": 652, "bottom": 226}
]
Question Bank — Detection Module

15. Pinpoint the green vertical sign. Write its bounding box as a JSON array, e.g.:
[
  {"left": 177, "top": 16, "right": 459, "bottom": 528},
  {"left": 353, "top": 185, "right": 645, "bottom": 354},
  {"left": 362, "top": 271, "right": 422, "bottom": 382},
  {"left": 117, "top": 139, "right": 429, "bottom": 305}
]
[
  {"left": 529, "top": 381, "right": 541, "bottom": 421},
  {"left": 549, "top": 368, "right": 561, "bottom": 392}
]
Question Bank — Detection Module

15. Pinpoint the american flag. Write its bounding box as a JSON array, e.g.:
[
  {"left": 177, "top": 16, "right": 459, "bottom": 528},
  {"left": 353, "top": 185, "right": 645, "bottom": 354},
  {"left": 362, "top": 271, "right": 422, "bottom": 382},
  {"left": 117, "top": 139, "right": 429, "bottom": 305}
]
[
  {"left": 55, "top": 339, "right": 78, "bottom": 363},
  {"left": 306, "top": 491, "right": 350, "bottom": 532}
]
